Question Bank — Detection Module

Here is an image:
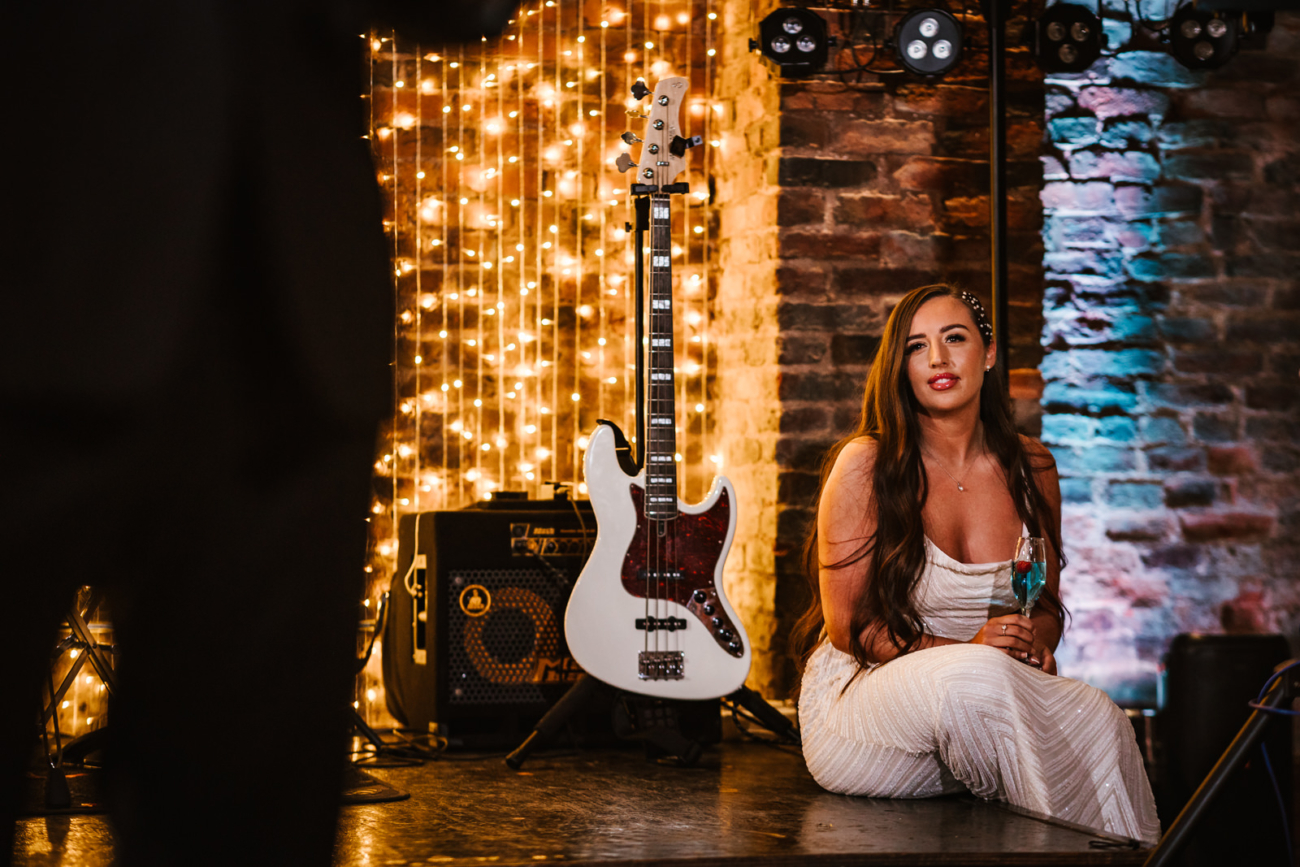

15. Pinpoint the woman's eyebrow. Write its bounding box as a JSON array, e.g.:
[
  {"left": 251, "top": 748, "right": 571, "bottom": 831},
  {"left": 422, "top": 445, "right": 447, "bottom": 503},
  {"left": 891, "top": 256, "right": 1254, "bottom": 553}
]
[{"left": 906, "top": 323, "right": 970, "bottom": 341}]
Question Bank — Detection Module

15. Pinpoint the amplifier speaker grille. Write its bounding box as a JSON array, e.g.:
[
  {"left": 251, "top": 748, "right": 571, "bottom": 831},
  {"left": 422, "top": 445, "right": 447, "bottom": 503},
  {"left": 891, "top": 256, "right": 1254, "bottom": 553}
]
[
  {"left": 381, "top": 504, "right": 593, "bottom": 746},
  {"left": 449, "top": 569, "right": 570, "bottom": 703}
]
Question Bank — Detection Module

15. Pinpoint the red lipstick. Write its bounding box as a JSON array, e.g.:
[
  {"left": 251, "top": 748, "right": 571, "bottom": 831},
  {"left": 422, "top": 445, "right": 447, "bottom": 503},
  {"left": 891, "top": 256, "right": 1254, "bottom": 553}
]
[{"left": 928, "top": 373, "right": 958, "bottom": 391}]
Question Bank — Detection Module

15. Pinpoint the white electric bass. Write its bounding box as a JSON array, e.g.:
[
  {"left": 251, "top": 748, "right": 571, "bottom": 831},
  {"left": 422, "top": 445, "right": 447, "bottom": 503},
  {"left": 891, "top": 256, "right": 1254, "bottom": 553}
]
[{"left": 564, "top": 77, "right": 751, "bottom": 700}]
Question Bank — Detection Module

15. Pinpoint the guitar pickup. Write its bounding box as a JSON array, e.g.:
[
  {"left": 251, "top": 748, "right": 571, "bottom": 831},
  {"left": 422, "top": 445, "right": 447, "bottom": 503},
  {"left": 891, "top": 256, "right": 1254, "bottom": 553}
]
[
  {"left": 636, "top": 568, "right": 684, "bottom": 582},
  {"left": 638, "top": 650, "right": 684, "bottom": 680},
  {"left": 635, "top": 616, "right": 687, "bottom": 632}
]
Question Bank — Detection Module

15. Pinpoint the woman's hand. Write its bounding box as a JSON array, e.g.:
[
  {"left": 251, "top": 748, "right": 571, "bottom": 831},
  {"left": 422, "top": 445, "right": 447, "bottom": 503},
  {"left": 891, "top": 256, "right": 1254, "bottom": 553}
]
[
  {"left": 1026, "top": 645, "right": 1058, "bottom": 675},
  {"left": 970, "top": 614, "right": 1035, "bottom": 661}
]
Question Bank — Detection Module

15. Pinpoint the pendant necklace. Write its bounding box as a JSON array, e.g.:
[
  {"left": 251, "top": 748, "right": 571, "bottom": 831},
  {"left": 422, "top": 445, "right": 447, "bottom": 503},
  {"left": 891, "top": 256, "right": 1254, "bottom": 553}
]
[{"left": 923, "top": 446, "right": 981, "bottom": 493}]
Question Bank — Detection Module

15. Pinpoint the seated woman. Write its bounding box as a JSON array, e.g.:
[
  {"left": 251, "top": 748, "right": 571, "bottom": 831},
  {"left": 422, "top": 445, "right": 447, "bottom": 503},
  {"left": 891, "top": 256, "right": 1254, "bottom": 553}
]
[{"left": 794, "top": 284, "right": 1160, "bottom": 845}]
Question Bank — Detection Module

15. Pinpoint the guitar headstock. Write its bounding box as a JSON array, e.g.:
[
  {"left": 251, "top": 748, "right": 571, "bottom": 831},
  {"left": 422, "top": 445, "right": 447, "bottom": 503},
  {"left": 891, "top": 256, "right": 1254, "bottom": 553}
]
[{"left": 635, "top": 77, "right": 689, "bottom": 188}]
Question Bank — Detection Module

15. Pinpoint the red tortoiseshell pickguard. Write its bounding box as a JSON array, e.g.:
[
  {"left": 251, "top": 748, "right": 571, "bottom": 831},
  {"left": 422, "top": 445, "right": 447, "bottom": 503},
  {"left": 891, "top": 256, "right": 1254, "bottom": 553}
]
[{"left": 619, "top": 484, "right": 743, "bottom": 656}]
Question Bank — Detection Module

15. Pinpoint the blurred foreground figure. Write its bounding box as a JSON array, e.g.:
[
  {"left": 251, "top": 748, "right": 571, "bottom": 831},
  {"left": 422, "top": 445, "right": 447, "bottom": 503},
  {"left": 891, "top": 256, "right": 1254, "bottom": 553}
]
[{"left": 0, "top": 1, "right": 512, "bottom": 864}]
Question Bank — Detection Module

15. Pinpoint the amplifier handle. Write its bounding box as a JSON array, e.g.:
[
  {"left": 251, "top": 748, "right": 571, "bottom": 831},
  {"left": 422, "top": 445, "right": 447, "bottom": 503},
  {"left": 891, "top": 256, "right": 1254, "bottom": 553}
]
[{"left": 402, "top": 513, "right": 425, "bottom": 596}]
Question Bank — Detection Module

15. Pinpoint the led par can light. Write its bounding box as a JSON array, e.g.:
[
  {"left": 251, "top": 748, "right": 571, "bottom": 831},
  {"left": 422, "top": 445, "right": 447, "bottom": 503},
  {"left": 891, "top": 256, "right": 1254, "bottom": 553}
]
[
  {"left": 753, "top": 8, "right": 830, "bottom": 77},
  {"left": 894, "top": 8, "right": 964, "bottom": 76},
  {"left": 1169, "top": 3, "right": 1240, "bottom": 70},
  {"left": 1033, "top": 3, "right": 1105, "bottom": 73}
]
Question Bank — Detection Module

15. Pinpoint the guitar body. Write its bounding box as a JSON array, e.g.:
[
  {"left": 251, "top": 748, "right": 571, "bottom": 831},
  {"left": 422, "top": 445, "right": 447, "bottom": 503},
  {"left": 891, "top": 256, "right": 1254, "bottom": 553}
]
[{"left": 565, "top": 421, "right": 751, "bottom": 699}]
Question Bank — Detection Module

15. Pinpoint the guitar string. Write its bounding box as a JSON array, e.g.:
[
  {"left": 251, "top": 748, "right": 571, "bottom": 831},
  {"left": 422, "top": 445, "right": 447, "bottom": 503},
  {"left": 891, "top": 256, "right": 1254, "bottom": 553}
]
[
  {"left": 658, "top": 191, "right": 670, "bottom": 658},
  {"left": 653, "top": 187, "right": 666, "bottom": 659}
]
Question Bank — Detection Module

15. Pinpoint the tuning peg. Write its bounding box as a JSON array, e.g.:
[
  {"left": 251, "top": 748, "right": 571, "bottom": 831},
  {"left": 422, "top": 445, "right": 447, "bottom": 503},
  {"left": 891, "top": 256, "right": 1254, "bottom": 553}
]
[
  {"left": 620, "top": 131, "right": 642, "bottom": 145},
  {"left": 630, "top": 80, "right": 651, "bottom": 100},
  {"left": 615, "top": 152, "right": 637, "bottom": 174}
]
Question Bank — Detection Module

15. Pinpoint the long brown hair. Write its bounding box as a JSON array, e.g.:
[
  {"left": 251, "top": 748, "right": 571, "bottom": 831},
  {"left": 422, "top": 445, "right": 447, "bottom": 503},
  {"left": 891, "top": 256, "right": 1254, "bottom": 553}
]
[{"left": 791, "top": 284, "right": 1066, "bottom": 675}]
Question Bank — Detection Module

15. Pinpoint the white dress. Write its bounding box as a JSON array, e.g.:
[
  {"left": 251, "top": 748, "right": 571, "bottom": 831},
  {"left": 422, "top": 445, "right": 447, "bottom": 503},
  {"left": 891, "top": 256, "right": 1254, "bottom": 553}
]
[{"left": 799, "top": 536, "right": 1162, "bottom": 845}]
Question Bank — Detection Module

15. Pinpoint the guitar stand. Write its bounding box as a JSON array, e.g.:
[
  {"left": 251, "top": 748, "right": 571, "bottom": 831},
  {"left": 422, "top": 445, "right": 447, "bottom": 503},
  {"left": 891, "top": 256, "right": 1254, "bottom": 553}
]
[
  {"left": 1143, "top": 658, "right": 1298, "bottom": 867},
  {"left": 507, "top": 108, "right": 787, "bottom": 773},
  {"left": 504, "top": 674, "right": 797, "bottom": 770}
]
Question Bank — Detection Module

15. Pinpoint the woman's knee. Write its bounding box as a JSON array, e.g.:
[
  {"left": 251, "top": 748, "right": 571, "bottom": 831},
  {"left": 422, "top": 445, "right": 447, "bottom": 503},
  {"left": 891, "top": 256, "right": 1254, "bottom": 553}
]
[{"left": 920, "top": 643, "right": 1023, "bottom": 690}]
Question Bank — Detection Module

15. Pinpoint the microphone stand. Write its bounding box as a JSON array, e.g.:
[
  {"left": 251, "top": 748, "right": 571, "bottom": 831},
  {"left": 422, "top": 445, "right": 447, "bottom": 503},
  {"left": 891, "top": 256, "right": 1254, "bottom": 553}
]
[
  {"left": 630, "top": 189, "right": 651, "bottom": 470},
  {"left": 983, "top": 0, "right": 1010, "bottom": 385}
]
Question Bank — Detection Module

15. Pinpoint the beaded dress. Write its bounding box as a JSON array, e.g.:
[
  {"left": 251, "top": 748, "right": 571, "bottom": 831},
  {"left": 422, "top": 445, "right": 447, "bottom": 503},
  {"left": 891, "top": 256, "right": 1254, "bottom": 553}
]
[{"left": 799, "top": 536, "right": 1161, "bottom": 845}]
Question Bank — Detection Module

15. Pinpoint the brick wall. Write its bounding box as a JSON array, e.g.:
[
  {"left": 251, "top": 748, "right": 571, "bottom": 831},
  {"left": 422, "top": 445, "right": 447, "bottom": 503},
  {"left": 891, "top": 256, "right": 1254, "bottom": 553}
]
[
  {"left": 1040, "top": 12, "right": 1300, "bottom": 702},
  {"left": 366, "top": 5, "right": 1300, "bottom": 706},
  {"left": 712, "top": 0, "right": 784, "bottom": 695},
  {"left": 714, "top": 3, "right": 1047, "bottom": 697}
]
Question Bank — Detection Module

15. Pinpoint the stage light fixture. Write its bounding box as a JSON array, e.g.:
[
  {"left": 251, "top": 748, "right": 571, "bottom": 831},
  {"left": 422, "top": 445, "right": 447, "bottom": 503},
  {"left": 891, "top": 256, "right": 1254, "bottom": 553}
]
[
  {"left": 751, "top": 8, "right": 831, "bottom": 77},
  {"left": 894, "top": 9, "right": 964, "bottom": 76},
  {"left": 1032, "top": 3, "right": 1105, "bottom": 73},
  {"left": 1169, "top": 2, "right": 1240, "bottom": 70}
]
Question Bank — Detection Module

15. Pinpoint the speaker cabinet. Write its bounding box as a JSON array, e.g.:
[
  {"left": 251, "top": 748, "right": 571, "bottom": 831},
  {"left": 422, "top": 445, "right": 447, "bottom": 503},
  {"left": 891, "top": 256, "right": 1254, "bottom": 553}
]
[
  {"left": 1156, "top": 633, "right": 1292, "bottom": 865},
  {"left": 382, "top": 499, "right": 596, "bottom": 747}
]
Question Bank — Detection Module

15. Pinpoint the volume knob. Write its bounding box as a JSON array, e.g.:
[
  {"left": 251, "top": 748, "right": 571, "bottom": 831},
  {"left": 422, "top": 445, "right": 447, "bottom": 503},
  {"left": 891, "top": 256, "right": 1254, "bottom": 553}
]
[{"left": 693, "top": 590, "right": 707, "bottom": 603}]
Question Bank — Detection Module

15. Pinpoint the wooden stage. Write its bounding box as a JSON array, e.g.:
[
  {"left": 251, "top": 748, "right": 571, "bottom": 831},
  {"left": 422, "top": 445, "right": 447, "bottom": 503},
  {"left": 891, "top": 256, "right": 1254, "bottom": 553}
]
[{"left": 13, "top": 740, "right": 1149, "bottom": 866}]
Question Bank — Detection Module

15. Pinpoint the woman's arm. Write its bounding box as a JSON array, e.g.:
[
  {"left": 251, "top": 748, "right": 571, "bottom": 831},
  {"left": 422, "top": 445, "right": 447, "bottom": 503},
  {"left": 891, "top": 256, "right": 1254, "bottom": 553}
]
[
  {"left": 817, "top": 438, "right": 881, "bottom": 655},
  {"left": 819, "top": 438, "right": 1036, "bottom": 664}
]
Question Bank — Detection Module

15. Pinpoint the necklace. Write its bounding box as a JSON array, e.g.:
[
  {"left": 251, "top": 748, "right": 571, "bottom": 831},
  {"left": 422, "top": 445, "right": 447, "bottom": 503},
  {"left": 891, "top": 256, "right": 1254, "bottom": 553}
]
[{"left": 923, "top": 448, "right": 981, "bottom": 492}]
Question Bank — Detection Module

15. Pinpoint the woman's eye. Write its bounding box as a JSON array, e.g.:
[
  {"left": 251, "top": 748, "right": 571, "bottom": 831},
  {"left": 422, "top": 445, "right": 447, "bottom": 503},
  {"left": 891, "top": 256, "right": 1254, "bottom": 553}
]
[
  {"left": 945, "top": 333, "right": 966, "bottom": 343},
  {"left": 905, "top": 342, "right": 924, "bottom": 355}
]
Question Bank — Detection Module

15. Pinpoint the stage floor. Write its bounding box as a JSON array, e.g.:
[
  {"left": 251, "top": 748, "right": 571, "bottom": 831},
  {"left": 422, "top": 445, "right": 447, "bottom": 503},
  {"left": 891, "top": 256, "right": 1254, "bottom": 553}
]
[{"left": 12, "top": 741, "right": 1147, "bottom": 867}]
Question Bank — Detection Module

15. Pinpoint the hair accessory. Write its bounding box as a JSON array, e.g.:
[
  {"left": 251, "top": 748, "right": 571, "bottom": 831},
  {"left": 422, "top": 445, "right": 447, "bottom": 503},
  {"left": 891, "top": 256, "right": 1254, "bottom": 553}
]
[{"left": 959, "top": 291, "right": 994, "bottom": 345}]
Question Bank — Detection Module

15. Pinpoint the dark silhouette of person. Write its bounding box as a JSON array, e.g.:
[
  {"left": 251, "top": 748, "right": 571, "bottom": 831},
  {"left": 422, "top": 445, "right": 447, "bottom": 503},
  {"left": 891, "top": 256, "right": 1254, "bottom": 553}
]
[{"left": 0, "top": 1, "right": 514, "bottom": 864}]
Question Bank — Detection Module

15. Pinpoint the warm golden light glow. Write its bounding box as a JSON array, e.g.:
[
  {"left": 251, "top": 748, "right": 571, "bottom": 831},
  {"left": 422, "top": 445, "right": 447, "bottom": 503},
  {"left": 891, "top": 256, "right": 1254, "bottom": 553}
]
[{"left": 362, "top": 0, "right": 722, "bottom": 664}]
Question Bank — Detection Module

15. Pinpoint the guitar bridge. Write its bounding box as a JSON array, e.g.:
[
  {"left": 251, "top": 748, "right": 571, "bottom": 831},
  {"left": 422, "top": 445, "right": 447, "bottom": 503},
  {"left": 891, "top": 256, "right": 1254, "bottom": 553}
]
[{"left": 638, "top": 650, "right": 684, "bottom": 680}]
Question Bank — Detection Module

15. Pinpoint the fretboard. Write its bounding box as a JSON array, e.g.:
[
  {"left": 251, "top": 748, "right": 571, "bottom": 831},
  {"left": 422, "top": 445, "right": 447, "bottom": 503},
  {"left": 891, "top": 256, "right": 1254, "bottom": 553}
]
[{"left": 644, "top": 193, "right": 677, "bottom": 520}]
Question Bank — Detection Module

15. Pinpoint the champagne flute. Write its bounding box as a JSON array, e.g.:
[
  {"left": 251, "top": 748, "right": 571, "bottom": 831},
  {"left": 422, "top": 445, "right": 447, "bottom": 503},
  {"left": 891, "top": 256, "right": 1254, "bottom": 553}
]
[{"left": 1012, "top": 536, "right": 1047, "bottom": 617}]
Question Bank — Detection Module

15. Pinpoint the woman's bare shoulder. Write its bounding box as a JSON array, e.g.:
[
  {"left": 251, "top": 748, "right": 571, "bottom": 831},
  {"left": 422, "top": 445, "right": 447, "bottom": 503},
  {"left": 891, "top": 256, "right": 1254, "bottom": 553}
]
[
  {"left": 833, "top": 436, "right": 879, "bottom": 479},
  {"left": 821, "top": 437, "right": 879, "bottom": 513}
]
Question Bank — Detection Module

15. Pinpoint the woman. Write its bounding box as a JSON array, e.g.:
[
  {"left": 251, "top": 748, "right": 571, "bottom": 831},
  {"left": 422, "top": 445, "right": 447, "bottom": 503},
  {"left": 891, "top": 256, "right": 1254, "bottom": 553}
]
[{"left": 794, "top": 285, "right": 1160, "bottom": 845}]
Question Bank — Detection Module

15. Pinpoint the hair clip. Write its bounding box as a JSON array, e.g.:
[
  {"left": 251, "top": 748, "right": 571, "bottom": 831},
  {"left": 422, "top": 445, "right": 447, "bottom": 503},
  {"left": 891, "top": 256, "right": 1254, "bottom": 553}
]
[{"left": 959, "top": 291, "right": 994, "bottom": 344}]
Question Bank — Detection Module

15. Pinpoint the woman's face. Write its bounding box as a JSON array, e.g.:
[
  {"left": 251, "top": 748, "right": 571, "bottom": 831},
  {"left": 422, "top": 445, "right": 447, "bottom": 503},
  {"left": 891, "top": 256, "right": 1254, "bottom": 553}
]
[{"left": 903, "top": 295, "right": 996, "bottom": 415}]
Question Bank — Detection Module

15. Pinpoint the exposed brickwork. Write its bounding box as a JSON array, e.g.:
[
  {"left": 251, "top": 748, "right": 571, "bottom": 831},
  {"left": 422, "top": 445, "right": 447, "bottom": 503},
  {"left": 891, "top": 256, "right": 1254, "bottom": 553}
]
[
  {"left": 1040, "top": 13, "right": 1300, "bottom": 702},
  {"left": 713, "top": 0, "right": 784, "bottom": 695},
  {"left": 714, "top": 4, "right": 1047, "bottom": 697},
  {"left": 365, "top": 5, "right": 1299, "bottom": 709}
]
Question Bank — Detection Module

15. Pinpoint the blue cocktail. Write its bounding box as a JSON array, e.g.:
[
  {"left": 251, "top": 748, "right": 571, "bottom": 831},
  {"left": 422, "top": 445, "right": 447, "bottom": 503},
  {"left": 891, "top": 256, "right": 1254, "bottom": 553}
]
[{"left": 1013, "top": 536, "right": 1046, "bottom": 617}]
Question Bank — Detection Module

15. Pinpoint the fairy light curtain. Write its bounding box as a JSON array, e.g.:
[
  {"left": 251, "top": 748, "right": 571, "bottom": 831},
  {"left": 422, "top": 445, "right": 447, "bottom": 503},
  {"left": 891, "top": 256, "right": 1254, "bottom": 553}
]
[{"left": 364, "top": 0, "right": 722, "bottom": 579}]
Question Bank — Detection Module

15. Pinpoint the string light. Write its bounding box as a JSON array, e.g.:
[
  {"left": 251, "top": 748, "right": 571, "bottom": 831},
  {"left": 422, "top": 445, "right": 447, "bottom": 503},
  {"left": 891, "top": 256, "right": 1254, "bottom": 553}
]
[{"left": 366, "top": 0, "right": 719, "bottom": 574}]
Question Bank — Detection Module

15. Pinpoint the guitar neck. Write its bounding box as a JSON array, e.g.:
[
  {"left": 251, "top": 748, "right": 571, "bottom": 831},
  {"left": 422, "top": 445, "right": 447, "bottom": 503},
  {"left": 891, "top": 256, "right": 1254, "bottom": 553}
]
[{"left": 645, "top": 193, "right": 677, "bottom": 519}]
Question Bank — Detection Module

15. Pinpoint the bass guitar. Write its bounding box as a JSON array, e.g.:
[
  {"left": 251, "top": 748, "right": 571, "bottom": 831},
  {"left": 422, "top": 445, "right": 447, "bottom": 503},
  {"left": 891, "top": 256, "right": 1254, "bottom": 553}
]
[{"left": 563, "top": 77, "right": 751, "bottom": 700}]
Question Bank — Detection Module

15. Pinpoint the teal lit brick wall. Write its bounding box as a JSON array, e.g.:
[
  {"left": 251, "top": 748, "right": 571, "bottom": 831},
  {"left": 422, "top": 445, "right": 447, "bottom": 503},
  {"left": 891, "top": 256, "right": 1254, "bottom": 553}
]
[{"left": 1040, "top": 9, "right": 1300, "bottom": 702}]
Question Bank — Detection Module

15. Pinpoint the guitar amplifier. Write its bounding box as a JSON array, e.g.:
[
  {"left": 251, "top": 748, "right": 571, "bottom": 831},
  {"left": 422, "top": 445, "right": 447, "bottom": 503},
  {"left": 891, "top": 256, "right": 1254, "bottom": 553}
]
[{"left": 382, "top": 497, "right": 598, "bottom": 747}]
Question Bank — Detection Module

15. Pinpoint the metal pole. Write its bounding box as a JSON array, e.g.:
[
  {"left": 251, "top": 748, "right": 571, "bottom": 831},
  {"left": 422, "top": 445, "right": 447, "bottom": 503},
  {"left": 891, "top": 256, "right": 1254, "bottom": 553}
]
[{"left": 987, "top": 0, "right": 1010, "bottom": 383}]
